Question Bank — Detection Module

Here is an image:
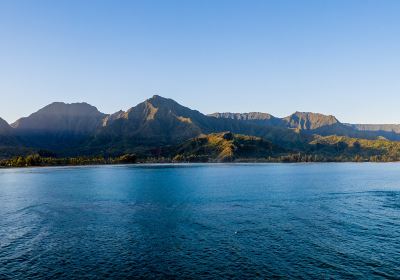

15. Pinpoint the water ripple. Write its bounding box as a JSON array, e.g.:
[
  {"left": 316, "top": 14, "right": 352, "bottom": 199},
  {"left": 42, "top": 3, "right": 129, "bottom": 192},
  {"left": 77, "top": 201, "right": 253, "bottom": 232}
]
[{"left": 1, "top": 164, "right": 400, "bottom": 279}]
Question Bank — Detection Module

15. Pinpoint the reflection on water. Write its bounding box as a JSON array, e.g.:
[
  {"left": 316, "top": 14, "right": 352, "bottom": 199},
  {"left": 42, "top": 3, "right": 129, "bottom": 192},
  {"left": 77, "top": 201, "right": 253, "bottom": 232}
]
[{"left": 0, "top": 163, "right": 400, "bottom": 278}]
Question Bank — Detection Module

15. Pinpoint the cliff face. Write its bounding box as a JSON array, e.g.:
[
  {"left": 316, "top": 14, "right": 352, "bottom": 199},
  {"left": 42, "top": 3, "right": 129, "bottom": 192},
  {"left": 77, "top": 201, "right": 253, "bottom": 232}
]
[
  {"left": 283, "top": 112, "right": 339, "bottom": 130},
  {"left": 210, "top": 111, "right": 340, "bottom": 130}
]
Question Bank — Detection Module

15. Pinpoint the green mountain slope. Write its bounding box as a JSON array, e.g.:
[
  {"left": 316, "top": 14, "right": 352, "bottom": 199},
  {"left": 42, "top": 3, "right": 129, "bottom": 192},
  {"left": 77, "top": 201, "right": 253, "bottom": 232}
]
[
  {"left": 166, "top": 132, "right": 282, "bottom": 162},
  {"left": 309, "top": 135, "right": 400, "bottom": 161}
]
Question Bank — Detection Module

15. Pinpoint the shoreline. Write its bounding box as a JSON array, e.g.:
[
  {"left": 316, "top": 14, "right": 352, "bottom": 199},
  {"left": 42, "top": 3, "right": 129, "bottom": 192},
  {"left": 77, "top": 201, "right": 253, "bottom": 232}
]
[{"left": 1, "top": 160, "right": 399, "bottom": 170}]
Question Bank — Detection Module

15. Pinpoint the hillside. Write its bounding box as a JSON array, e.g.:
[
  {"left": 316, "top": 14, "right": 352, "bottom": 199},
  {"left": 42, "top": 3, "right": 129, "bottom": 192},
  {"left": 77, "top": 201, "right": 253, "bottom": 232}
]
[
  {"left": 166, "top": 132, "right": 281, "bottom": 162},
  {"left": 309, "top": 135, "right": 400, "bottom": 161}
]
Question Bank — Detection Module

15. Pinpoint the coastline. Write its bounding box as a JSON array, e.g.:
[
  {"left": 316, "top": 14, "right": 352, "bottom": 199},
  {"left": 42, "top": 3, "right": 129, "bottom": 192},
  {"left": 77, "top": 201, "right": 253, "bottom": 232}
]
[{"left": 1, "top": 158, "right": 398, "bottom": 170}]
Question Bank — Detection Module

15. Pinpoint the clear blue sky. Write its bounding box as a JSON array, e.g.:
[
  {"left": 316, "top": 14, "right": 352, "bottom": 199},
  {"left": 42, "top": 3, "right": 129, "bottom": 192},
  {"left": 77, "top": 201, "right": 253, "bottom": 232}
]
[{"left": 0, "top": 0, "right": 399, "bottom": 124}]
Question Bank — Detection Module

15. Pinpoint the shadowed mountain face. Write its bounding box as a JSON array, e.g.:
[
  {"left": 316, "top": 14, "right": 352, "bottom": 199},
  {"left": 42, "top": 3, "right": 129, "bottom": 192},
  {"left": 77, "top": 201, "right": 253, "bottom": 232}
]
[
  {"left": 0, "top": 118, "right": 11, "bottom": 134},
  {"left": 12, "top": 102, "right": 107, "bottom": 135},
  {"left": 352, "top": 124, "right": 400, "bottom": 133},
  {"left": 0, "top": 95, "right": 400, "bottom": 158},
  {"left": 283, "top": 112, "right": 339, "bottom": 130},
  {"left": 7, "top": 102, "right": 108, "bottom": 152},
  {"left": 0, "top": 118, "right": 30, "bottom": 158}
]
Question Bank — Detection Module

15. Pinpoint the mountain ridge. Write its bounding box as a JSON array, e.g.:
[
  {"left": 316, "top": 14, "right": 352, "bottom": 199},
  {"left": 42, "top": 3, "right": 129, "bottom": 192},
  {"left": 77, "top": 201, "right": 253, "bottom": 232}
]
[
  {"left": 3, "top": 97, "right": 399, "bottom": 137},
  {"left": 1, "top": 95, "right": 400, "bottom": 159},
  {"left": 12, "top": 102, "right": 107, "bottom": 135}
]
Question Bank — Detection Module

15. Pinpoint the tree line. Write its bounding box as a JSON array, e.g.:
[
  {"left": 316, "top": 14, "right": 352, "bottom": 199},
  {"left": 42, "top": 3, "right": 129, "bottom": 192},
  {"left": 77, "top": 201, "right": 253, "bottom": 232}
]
[{"left": 0, "top": 154, "right": 138, "bottom": 168}]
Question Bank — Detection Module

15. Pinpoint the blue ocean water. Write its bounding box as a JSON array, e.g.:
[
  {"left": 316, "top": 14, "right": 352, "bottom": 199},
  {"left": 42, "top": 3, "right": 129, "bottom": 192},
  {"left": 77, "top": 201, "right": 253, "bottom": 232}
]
[{"left": 0, "top": 163, "right": 399, "bottom": 279}]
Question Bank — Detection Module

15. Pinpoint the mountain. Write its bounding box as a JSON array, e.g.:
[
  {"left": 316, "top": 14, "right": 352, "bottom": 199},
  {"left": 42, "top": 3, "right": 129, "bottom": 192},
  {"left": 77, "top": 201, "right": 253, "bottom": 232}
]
[
  {"left": 165, "top": 132, "right": 281, "bottom": 162},
  {"left": 282, "top": 114, "right": 400, "bottom": 141},
  {"left": 209, "top": 111, "right": 339, "bottom": 130},
  {"left": 80, "top": 95, "right": 219, "bottom": 155},
  {"left": 345, "top": 124, "right": 400, "bottom": 140},
  {"left": 12, "top": 102, "right": 107, "bottom": 135},
  {"left": 211, "top": 110, "right": 400, "bottom": 141},
  {"left": 0, "top": 96, "right": 305, "bottom": 157},
  {"left": 211, "top": 111, "right": 343, "bottom": 131},
  {"left": 283, "top": 112, "right": 339, "bottom": 130},
  {"left": 0, "top": 118, "right": 11, "bottom": 134},
  {"left": 97, "top": 95, "right": 213, "bottom": 144},
  {"left": 86, "top": 95, "right": 307, "bottom": 155},
  {"left": 0, "top": 117, "right": 31, "bottom": 158},
  {"left": 8, "top": 102, "right": 108, "bottom": 152},
  {"left": 1, "top": 95, "right": 400, "bottom": 161},
  {"left": 350, "top": 124, "right": 400, "bottom": 134}
]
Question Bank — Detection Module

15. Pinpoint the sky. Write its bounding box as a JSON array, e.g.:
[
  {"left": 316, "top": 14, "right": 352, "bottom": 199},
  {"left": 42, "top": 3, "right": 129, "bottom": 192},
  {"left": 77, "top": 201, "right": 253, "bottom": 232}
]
[{"left": 0, "top": 0, "right": 399, "bottom": 124}]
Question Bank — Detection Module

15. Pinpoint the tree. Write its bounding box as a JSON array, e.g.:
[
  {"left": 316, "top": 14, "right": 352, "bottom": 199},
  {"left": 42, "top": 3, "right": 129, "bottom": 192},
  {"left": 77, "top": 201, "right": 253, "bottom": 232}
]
[{"left": 118, "top": 154, "right": 137, "bottom": 164}]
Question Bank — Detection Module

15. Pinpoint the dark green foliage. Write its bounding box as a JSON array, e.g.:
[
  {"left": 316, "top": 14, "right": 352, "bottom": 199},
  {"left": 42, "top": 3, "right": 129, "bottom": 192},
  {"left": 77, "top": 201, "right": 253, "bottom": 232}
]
[
  {"left": 38, "top": 150, "right": 57, "bottom": 157},
  {"left": 116, "top": 154, "right": 137, "bottom": 163},
  {"left": 0, "top": 153, "right": 138, "bottom": 168},
  {"left": 308, "top": 135, "right": 400, "bottom": 162},
  {"left": 167, "top": 132, "right": 281, "bottom": 163}
]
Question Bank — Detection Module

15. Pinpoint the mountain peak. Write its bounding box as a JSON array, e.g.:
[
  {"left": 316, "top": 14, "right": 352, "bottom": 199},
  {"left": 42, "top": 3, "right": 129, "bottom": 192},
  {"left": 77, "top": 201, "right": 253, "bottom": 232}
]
[
  {"left": 292, "top": 111, "right": 337, "bottom": 118},
  {"left": 146, "top": 95, "right": 179, "bottom": 108},
  {"left": 12, "top": 102, "right": 107, "bottom": 134},
  {"left": 149, "top": 94, "right": 166, "bottom": 100},
  {"left": 34, "top": 102, "right": 104, "bottom": 117},
  {"left": 284, "top": 112, "right": 339, "bottom": 130},
  {"left": 99, "top": 95, "right": 211, "bottom": 145}
]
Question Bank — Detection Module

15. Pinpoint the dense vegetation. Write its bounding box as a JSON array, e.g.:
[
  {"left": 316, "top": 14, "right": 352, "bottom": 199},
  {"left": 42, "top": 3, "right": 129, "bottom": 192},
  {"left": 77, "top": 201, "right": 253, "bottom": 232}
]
[
  {"left": 0, "top": 154, "right": 138, "bottom": 168},
  {"left": 307, "top": 135, "right": 400, "bottom": 162},
  {"left": 167, "top": 132, "right": 280, "bottom": 162},
  {"left": 166, "top": 133, "right": 400, "bottom": 163},
  {"left": 4, "top": 132, "right": 400, "bottom": 168}
]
